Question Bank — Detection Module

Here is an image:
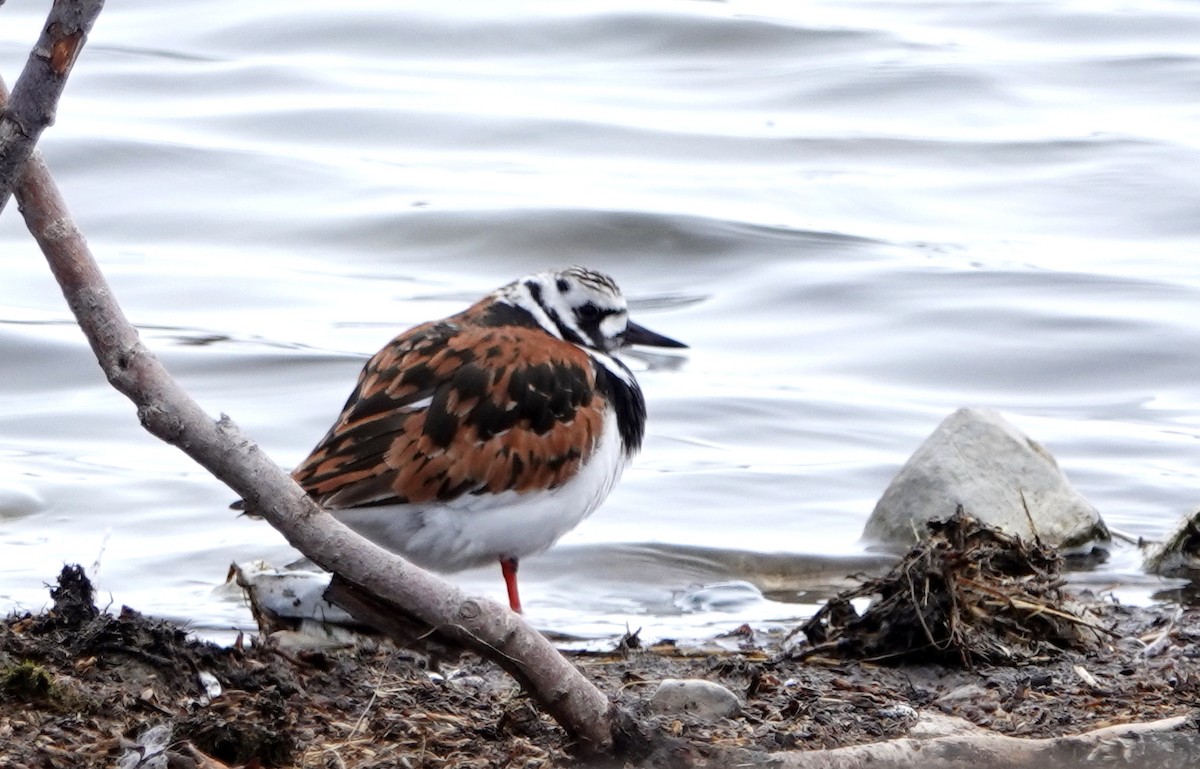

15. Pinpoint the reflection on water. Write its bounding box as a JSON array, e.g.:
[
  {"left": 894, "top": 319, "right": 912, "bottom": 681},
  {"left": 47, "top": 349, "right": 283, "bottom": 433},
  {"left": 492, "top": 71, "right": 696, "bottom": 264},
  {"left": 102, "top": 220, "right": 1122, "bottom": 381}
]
[{"left": 3, "top": 0, "right": 1200, "bottom": 642}]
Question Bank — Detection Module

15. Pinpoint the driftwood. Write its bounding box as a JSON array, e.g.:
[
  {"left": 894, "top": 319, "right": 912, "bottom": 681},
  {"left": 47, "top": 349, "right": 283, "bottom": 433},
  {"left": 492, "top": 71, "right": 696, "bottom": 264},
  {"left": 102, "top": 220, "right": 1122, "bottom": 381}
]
[
  {"left": 0, "top": 0, "right": 614, "bottom": 755},
  {"left": 771, "top": 715, "right": 1200, "bottom": 769}
]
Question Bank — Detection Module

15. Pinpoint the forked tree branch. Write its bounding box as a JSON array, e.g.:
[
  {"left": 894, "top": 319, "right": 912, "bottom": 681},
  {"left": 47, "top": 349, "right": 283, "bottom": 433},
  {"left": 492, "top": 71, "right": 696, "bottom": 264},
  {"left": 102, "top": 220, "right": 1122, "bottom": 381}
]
[
  {"left": 0, "top": 0, "right": 104, "bottom": 213},
  {"left": 0, "top": 3, "right": 615, "bottom": 755}
]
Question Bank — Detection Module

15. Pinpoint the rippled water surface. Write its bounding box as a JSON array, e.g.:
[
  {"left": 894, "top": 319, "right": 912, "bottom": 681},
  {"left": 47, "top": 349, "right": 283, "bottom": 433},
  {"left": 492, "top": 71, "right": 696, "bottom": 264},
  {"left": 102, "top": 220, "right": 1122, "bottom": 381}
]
[{"left": 4, "top": 0, "right": 1200, "bottom": 642}]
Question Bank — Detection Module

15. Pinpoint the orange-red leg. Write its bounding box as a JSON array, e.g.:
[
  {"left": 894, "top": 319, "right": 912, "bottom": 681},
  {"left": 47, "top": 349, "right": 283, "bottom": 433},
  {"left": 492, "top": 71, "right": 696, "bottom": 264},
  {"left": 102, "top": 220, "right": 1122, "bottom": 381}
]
[{"left": 500, "top": 557, "right": 523, "bottom": 613}]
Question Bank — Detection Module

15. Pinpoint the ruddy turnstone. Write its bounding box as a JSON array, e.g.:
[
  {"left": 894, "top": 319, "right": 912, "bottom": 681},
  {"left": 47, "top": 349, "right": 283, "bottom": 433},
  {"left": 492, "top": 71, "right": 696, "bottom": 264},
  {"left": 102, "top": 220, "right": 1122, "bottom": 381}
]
[{"left": 270, "top": 267, "right": 685, "bottom": 613}]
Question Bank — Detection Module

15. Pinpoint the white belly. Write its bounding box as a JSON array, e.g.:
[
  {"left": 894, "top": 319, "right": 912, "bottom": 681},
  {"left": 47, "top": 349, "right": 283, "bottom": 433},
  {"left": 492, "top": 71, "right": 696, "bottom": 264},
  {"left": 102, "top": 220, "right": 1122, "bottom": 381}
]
[{"left": 332, "top": 410, "right": 627, "bottom": 572}]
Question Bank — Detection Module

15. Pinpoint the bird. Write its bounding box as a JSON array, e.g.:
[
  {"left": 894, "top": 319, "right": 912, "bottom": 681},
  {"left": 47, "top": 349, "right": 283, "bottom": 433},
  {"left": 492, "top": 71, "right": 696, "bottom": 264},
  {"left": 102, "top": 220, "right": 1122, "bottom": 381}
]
[{"left": 270, "top": 267, "right": 685, "bottom": 613}]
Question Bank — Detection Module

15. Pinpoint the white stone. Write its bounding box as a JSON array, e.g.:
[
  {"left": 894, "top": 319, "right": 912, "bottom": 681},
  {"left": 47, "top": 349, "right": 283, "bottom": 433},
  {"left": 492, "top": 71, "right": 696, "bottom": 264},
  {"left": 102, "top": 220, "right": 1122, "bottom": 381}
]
[
  {"left": 117, "top": 724, "right": 172, "bottom": 769},
  {"left": 197, "top": 671, "right": 222, "bottom": 704},
  {"left": 863, "top": 408, "right": 1109, "bottom": 551},
  {"left": 649, "top": 678, "right": 741, "bottom": 721}
]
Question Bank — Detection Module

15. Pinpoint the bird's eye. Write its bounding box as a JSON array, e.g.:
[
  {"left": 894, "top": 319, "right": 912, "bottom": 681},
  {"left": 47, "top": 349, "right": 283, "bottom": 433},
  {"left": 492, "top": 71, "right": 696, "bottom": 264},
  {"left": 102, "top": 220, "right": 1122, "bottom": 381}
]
[{"left": 578, "top": 303, "right": 602, "bottom": 321}]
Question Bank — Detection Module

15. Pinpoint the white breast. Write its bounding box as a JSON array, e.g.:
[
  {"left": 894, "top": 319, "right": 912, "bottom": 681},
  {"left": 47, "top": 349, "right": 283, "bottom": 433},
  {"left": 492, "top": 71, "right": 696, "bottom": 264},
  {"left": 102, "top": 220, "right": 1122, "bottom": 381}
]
[{"left": 331, "top": 409, "right": 627, "bottom": 572}]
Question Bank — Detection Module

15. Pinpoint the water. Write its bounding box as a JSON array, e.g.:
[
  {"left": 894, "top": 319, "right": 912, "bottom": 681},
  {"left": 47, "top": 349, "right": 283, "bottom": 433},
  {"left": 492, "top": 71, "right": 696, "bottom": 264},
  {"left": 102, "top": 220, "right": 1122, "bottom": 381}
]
[{"left": 3, "top": 0, "right": 1200, "bottom": 643}]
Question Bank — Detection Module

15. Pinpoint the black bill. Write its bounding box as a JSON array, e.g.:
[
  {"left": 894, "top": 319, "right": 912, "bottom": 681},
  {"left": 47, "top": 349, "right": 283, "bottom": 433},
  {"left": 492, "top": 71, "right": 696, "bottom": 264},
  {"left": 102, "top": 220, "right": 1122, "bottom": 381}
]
[{"left": 623, "top": 320, "right": 688, "bottom": 349}]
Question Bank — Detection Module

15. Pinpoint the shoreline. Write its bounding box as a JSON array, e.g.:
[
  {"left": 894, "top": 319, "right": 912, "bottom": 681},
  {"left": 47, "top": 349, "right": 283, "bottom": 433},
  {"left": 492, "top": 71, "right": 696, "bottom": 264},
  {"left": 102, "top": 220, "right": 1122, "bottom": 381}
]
[{"left": 3, "top": 562, "right": 1198, "bottom": 768}]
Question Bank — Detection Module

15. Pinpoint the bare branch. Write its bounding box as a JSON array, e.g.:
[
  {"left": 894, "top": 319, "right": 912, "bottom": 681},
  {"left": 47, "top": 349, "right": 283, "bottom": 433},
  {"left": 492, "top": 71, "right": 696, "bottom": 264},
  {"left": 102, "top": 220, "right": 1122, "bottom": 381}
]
[
  {"left": 0, "top": 0, "right": 104, "bottom": 214},
  {"left": 0, "top": 82, "right": 615, "bottom": 762}
]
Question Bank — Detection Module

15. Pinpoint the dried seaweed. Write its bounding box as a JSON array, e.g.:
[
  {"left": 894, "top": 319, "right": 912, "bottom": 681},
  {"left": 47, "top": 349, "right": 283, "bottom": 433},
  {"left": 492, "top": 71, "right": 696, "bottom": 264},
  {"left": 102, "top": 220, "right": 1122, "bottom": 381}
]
[{"left": 791, "top": 509, "right": 1113, "bottom": 666}]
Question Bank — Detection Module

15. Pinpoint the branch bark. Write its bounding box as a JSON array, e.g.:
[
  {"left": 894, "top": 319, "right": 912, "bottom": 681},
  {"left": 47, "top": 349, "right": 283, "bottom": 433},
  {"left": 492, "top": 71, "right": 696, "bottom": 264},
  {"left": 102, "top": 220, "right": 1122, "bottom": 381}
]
[
  {"left": 0, "top": 7, "right": 615, "bottom": 755},
  {"left": 0, "top": 0, "right": 104, "bottom": 214},
  {"left": 769, "top": 715, "right": 1200, "bottom": 769}
]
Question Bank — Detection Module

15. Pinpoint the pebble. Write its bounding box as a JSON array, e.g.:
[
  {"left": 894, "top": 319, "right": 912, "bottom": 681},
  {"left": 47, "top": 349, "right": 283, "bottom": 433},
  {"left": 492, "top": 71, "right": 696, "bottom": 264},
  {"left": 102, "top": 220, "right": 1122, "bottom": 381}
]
[{"left": 649, "top": 678, "right": 741, "bottom": 721}]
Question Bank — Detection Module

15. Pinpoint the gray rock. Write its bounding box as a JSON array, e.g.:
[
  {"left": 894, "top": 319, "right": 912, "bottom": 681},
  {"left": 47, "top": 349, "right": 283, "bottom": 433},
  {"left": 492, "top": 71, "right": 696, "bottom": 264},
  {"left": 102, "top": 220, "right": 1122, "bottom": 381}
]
[
  {"left": 935, "top": 683, "right": 1002, "bottom": 719},
  {"left": 935, "top": 683, "right": 991, "bottom": 708},
  {"left": 908, "top": 711, "right": 987, "bottom": 739},
  {"left": 863, "top": 407, "right": 1109, "bottom": 551},
  {"left": 649, "top": 678, "right": 741, "bottom": 721},
  {"left": 1143, "top": 508, "right": 1200, "bottom": 574},
  {"left": 0, "top": 481, "right": 44, "bottom": 518}
]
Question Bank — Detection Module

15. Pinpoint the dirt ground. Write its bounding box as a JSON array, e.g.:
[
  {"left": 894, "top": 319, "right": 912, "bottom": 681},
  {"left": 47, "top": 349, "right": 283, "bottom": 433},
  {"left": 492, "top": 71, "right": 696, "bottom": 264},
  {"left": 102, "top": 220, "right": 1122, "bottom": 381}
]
[{"left": 2, "top": 558, "right": 1199, "bottom": 769}]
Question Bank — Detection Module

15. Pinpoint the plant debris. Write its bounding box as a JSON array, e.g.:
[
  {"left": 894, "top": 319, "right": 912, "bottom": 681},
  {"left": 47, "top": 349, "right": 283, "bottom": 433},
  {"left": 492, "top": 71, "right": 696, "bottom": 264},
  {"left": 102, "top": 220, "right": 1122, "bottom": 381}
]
[
  {"left": 791, "top": 509, "right": 1111, "bottom": 665},
  {"left": 0, "top": 566, "right": 571, "bottom": 768},
  {"left": 3, "top": 560, "right": 1200, "bottom": 768}
]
